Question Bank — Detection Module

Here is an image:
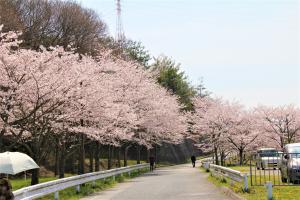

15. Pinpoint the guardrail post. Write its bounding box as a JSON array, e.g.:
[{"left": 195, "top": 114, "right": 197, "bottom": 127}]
[
  {"left": 266, "top": 181, "right": 273, "bottom": 200},
  {"left": 112, "top": 175, "right": 115, "bottom": 182},
  {"left": 128, "top": 171, "right": 131, "bottom": 176},
  {"left": 54, "top": 191, "right": 59, "bottom": 200},
  {"left": 243, "top": 174, "right": 249, "bottom": 192},
  {"left": 203, "top": 162, "right": 209, "bottom": 170},
  {"left": 92, "top": 180, "right": 96, "bottom": 188},
  {"left": 76, "top": 185, "right": 80, "bottom": 193}
]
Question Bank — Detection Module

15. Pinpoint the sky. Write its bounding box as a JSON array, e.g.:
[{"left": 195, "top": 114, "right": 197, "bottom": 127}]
[{"left": 80, "top": 0, "right": 300, "bottom": 107}]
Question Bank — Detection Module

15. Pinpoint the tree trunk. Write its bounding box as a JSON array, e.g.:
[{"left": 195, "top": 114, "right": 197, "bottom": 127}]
[
  {"left": 54, "top": 147, "right": 59, "bottom": 176},
  {"left": 79, "top": 134, "right": 85, "bottom": 174},
  {"left": 154, "top": 144, "right": 158, "bottom": 164},
  {"left": 94, "top": 142, "right": 100, "bottom": 171},
  {"left": 0, "top": 134, "right": 3, "bottom": 153},
  {"left": 136, "top": 145, "right": 141, "bottom": 164},
  {"left": 124, "top": 145, "right": 131, "bottom": 167},
  {"left": 220, "top": 151, "right": 225, "bottom": 166},
  {"left": 89, "top": 145, "right": 94, "bottom": 172},
  {"left": 0, "top": 130, "right": 5, "bottom": 153},
  {"left": 31, "top": 141, "right": 41, "bottom": 185},
  {"left": 112, "top": 146, "right": 115, "bottom": 167},
  {"left": 239, "top": 148, "right": 243, "bottom": 166},
  {"left": 69, "top": 155, "right": 76, "bottom": 174},
  {"left": 31, "top": 168, "right": 39, "bottom": 185},
  {"left": 59, "top": 150, "right": 65, "bottom": 178},
  {"left": 147, "top": 149, "right": 150, "bottom": 163},
  {"left": 214, "top": 147, "right": 219, "bottom": 165},
  {"left": 108, "top": 145, "right": 112, "bottom": 170},
  {"left": 117, "top": 147, "right": 121, "bottom": 168}
]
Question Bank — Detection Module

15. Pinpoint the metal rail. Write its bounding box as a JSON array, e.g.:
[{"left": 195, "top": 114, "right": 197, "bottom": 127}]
[
  {"left": 209, "top": 164, "right": 245, "bottom": 183},
  {"left": 201, "top": 159, "right": 248, "bottom": 191},
  {"left": 13, "top": 163, "right": 149, "bottom": 200}
]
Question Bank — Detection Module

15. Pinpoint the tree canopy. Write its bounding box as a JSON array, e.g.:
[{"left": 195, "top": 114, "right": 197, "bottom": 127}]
[
  {"left": 0, "top": 0, "right": 107, "bottom": 55},
  {"left": 122, "top": 39, "right": 151, "bottom": 68},
  {"left": 150, "top": 56, "right": 197, "bottom": 111}
]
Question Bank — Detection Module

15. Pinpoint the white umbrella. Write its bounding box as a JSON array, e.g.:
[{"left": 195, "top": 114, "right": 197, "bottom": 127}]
[{"left": 0, "top": 152, "right": 39, "bottom": 175}]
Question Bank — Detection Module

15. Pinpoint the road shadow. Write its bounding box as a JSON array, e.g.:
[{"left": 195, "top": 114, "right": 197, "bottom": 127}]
[{"left": 140, "top": 173, "right": 161, "bottom": 177}]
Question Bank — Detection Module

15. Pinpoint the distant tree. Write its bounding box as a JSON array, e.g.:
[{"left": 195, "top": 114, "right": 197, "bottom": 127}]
[
  {"left": 105, "top": 39, "right": 151, "bottom": 68},
  {"left": 255, "top": 105, "right": 300, "bottom": 149},
  {"left": 0, "top": 0, "right": 107, "bottom": 55},
  {"left": 226, "top": 109, "right": 259, "bottom": 165},
  {"left": 0, "top": 0, "right": 23, "bottom": 32},
  {"left": 122, "top": 40, "right": 151, "bottom": 68},
  {"left": 196, "top": 78, "right": 211, "bottom": 98},
  {"left": 51, "top": 0, "right": 107, "bottom": 55},
  {"left": 150, "top": 56, "right": 197, "bottom": 111}
]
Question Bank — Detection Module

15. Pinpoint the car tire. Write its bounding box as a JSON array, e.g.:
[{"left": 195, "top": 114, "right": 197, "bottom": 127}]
[
  {"left": 256, "top": 163, "right": 260, "bottom": 170},
  {"left": 281, "top": 176, "right": 287, "bottom": 183},
  {"left": 288, "top": 178, "right": 294, "bottom": 184}
]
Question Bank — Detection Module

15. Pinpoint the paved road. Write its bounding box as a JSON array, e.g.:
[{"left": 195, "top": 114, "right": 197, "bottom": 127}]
[{"left": 82, "top": 164, "right": 231, "bottom": 200}]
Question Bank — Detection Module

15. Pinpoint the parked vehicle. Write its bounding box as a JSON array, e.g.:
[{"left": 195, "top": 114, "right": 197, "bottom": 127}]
[
  {"left": 280, "top": 143, "right": 300, "bottom": 183},
  {"left": 255, "top": 148, "right": 281, "bottom": 170}
]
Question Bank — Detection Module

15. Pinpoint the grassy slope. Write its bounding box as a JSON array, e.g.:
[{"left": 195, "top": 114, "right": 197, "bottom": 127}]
[
  {"left": 11, "top": 159, "right": 145, "bottom": 191},
  {"left": 12, "top": 177, "right": 57, "bottom": 191},
  {"left": 205, "top": 166, "right": 300, "bottom": 200},
  {"left": 12, "top": 168, "right": 148, "bottom": 200},
  {"left": 11, "top": 159, "right": 150, "bottom": 200},
  {"left": 37, "top": 169, "right": 148, "bottom": 200}
]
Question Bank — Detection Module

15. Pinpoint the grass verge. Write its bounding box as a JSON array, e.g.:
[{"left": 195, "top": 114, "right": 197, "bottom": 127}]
[
  {"left": 12, "top": 177, "right": 58, "bottom": 191},
  {"left": 37, "top": 168, "right": 149, "bottom": 200},
  {"left": 11, "top": 168, "right": 148, "bottom": 200},
  {"left": 204, "top": 166, "right": 300, "bottom": 200}
]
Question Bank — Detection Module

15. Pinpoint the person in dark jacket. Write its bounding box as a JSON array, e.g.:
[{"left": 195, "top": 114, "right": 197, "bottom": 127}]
[
  {"left": 0, "top": 174, "right": 14, "bottom": 200},
  {"left": 149, "top": 156, "right": 155, "bottom": 171},
  {"left": 191, "top": 155, "right": 196, "bottom": 168}
]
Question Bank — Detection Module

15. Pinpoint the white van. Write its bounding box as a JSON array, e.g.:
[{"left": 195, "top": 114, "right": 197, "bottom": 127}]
[
  {"left": 256, "top": 148, "right": 280, "bottom": 170},
  {"left": 280, "top": 143, "right": 300, "bottom": 183}
]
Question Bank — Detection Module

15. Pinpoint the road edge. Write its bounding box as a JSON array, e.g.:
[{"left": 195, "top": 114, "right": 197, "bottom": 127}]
[{"left": 220, "top": 186, "right": 245, "bottom": 200}]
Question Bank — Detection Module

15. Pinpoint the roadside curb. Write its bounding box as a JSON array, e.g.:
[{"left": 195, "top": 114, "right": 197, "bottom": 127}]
[{"left": 221, "top": 186, "right": 245, "bottom": 200}]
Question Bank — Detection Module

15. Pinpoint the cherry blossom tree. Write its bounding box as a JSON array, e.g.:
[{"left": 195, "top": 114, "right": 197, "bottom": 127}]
[
  {"left": 226, "top": 109, "right": 259, "bottom": 165},
  {"left": 0, "top": 26, "right": 187, "bottom": 182},
  {"left": 255, "top": 105, "right": 300, "bottom": 149},
  {"left": 190, "top": 97, "right": 232, "bottom": 165},
  {"left": 0, "top": 27, "right": 98, "bottom": 183},
  {"left": 191, "top": 97, "right": 260, "bottom": 165}
]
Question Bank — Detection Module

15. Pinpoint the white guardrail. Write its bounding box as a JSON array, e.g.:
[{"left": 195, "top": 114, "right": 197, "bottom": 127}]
[
  {"left": 13, "top": 163, "right": 149, "bottom": 200},
  {"left": 201, "top": 159, "right": 249, "bottom": 191}
]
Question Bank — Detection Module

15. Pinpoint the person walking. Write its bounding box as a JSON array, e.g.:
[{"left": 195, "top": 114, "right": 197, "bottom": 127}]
[
  {"left": 191, "top": 155, "right": 196, "bottom": 168},
  {"left": 0, "top": 174, "right": 14, "bottom": 200},
  {"left": 149, "top": 156, "right": 155, "bottom": 172}
]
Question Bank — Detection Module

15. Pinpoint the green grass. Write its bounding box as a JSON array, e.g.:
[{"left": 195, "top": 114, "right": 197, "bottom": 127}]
[
  {"left": 10, "top": 159, "right": 149, "bottom": 199},
  {"left": 204, "top": 166, "right": 300, "bottom": 200},
  {"left": 36, "top": 168, "right": 149, "bottom": 200},
  {"left": 228, "top": 165, "right": 291, "bottom": 186},
  {"left": 11, "top": 177, "right": 58, "bottom": 191},
  {"left": 228, "top": 165, "right": 250, "bottom": 173},
  {"left": 11, "top": 159, "right": 146, "bottom": 191},
  {"left": 10, "top": 160, "right": 165, "bottom": 199},
  {"left": 11, "top": 168, "right": 148, "bottom": 200}
]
